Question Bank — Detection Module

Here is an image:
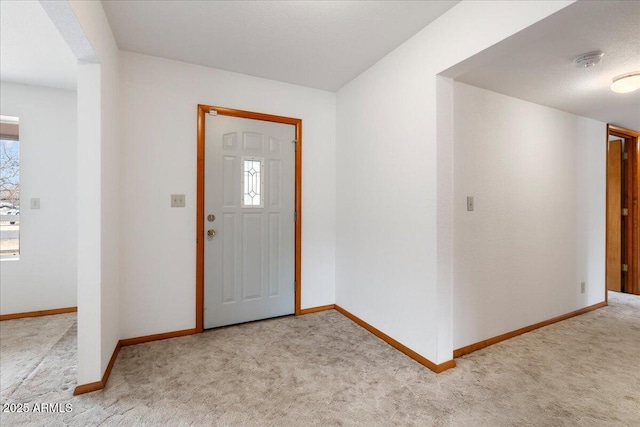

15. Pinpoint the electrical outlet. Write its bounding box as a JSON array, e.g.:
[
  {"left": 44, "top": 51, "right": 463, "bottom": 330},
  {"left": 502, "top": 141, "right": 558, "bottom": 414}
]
[
  {"left": 467, "top": 196, "right": 474, "bottom": 211},
  {"left": 580, "top": 282, "right": 585, "bottom": 294},
  {"left": 31, "top": 198, "right": 40, "bottom": 209},
  {"left": 171, "top": 194, "right": 185, "bottom": 208}
]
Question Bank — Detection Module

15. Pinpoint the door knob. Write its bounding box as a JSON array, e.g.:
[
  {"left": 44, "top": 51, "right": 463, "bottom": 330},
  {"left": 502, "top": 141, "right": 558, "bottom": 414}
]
[{"left": 207, "top": 229, "right": 216, "bottom": 237}]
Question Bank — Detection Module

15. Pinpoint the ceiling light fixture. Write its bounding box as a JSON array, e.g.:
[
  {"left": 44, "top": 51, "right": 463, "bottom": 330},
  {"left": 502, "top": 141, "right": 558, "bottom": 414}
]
[
  {"left": 610, "top": 72, "right": 640, "bottom": 94},
  {"left": 573, "top": 51, "right": 604, "bottom": 68}
]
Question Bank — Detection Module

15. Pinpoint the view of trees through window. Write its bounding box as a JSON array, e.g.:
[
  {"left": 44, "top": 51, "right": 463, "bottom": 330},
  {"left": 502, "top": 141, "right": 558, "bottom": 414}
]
[{"left": 1, "top": 116, "right": 20, "bottom": 259}]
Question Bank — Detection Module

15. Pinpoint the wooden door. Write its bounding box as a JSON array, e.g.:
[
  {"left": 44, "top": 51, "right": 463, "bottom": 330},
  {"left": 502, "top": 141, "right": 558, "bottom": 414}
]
[
  {"left": 607, "top": 139, "right": 623, "bottom": 292},
  {"left": 607, "top": 124, "right": 640, "bottom": 296}
]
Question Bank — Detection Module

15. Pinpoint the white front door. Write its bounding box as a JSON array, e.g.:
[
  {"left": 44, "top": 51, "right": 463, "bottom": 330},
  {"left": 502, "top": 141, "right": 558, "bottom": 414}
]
[{"left": 204, "top": 114, "right": 296, "bottom": 329}]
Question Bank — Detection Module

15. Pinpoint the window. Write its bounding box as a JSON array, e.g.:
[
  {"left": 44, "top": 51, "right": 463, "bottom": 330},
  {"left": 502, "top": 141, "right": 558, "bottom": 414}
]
[
  {"left": 242, "top": 157, "right": 264, "bottom": 208},
  {"left": 1, "top": 115, "right": 20, "bottom": 259}
]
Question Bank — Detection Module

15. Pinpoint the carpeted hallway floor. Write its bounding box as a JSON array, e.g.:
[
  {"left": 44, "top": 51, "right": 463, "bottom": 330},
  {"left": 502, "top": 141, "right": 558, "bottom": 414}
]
[{"left": 1, "top": 292, "right": 639, "bottom": 426}]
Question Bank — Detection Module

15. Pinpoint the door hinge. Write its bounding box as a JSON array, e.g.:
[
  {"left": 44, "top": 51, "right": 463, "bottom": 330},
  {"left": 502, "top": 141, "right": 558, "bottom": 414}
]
[
  {"left": 623, "top": 152, "right": 628, "bottom": 160},
  {"left": 294, "top": 211, "right": 298, "bottom": 222},
  {"left": 622, "top": 208, "right": 629, "bottom": 216},
  {"left": 292, "top": 140, "right": 297, "bottom": 151},
  {"left": 622, "top": 264, "right": 628, "bottom": 272}
]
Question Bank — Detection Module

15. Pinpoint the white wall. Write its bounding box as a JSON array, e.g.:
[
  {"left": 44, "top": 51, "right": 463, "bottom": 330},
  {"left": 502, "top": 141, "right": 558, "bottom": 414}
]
[
  {"left": 336, "top": 1, "right": 573, "bottom": 364},
  {"left": 452, "top": 83, "right": 605, "bottom": 349},
  {"left": 0, "top": 82, "right": 77, "bottom": 315},
  {"left": 118, "top": 52, "right": 336, "bottom": 339},
  {"left": 65, "top": 0, "right": 120, "bottom": 384},
  {"left": 75, "top": 63, "right": 102, "bottom": 384}
]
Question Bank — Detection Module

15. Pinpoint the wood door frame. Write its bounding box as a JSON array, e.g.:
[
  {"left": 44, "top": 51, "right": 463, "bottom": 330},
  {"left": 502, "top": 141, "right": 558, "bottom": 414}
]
[
  {"left": 606, "top": 124, "right": 640, "bottom": 298},
  {"left": 196, "top": 104, "right": 303, "bottom": 333}
]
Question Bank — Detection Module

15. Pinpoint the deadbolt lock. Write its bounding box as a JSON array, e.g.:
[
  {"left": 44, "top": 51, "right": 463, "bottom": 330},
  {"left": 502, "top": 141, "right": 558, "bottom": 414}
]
[
  {"left": 207, "top": 229, "right": 216, "bottom": 237},
  {"left": 207, "top": 214, "right": 216, "bottom": 222}
]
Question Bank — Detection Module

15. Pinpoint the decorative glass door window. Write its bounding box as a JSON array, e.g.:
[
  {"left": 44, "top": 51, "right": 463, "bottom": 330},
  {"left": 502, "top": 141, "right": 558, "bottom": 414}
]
[{"left": 242, "top": 157, "right": 264, "bottom": 208}]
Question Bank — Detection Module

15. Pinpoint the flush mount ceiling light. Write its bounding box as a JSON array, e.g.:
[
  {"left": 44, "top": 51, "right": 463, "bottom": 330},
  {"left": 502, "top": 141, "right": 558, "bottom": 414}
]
[
  {"left": 611, "top": 72, "right": 640, "bottom": 93},
  {"left": 573, "top": 51, "right": 604, "bottom": 68}
]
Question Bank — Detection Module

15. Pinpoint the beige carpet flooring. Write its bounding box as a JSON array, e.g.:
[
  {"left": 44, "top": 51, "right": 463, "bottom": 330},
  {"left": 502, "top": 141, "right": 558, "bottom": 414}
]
[
  {"left": 0, "top": 312, "right": 76, "bottom": 402},
  {"left": 1, "top": 292, "right": 639, "bottom": 426}
]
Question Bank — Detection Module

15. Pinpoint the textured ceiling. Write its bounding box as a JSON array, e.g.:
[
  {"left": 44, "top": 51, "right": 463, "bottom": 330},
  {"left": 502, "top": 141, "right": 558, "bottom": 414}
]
[
  {"left": 101, "top": 0, "right": 459, "bottom": 91},
  {"left": 443, "top": 0, "right": 640, "bottom": 130},
  {"left": 0, "top": 1, "right": 77, "bottom": 90}
]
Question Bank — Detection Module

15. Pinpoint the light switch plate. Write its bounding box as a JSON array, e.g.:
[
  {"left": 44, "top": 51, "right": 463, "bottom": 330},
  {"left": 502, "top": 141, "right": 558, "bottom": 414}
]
[
  {"left": 171, "top": 194, "right": 185, "bottom": 208},
  {"left": 467, "top": 196, "right": 474, "bottom": 211},
  {"left": 31, "top": 198, "right": 41, "bottom": 209}
]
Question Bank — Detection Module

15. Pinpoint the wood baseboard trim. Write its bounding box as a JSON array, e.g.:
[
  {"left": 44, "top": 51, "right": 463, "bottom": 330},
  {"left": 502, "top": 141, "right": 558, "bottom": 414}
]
[
  {"left": 73, "top": 341, "right": 121, "bottom": 396},
  {"left": 120, "top": 328, "right": 198, "bottom": 347},
  {"left": 102, "top": 341, "right": 121, "bottom": 388},
  {"left": 0, "top": 306, "right": 77, "bottom": 321},
  {"left": 453, "top": 301, "right": 608, "bottom": 358},
  {"left": 298, "top": 304, "right": 335, "bottom": 315},
  {"left": 73, "top": 380, "right": 103, "bottom": 395},
  {"left": 334, "top": 305, "right": 455, "bottom": 374}
]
